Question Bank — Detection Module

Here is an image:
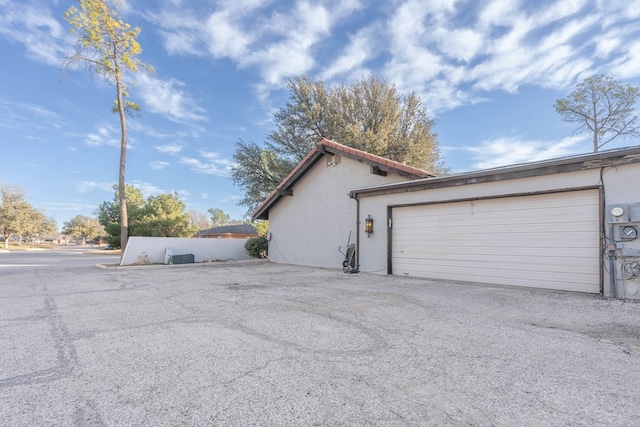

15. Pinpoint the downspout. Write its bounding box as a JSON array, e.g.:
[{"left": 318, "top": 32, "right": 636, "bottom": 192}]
[
  {"left": 608, "top": 223, "right": 617, "bottom": 298},
  {"left": 351, "top": 192, "right": 360, "bottom": 273},
  {"left": 601, "top": 167, "right": 617, "bottom": 298}
]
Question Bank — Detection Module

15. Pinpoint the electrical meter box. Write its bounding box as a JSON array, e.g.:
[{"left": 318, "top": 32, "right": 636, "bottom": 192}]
[
  {"left": 619, "top": 225, "right": 639, "bottom": 241},
  {"left": 607, "top": 204, "right": 629, "bottom": 223}
]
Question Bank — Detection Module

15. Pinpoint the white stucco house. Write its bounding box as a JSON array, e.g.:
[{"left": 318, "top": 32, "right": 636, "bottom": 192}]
[
  {"left": 252, "top": 138, "right": 432, "bottom": 269},
  {"left": 255, "top": 140, "right": 640, "bottom": 299}
]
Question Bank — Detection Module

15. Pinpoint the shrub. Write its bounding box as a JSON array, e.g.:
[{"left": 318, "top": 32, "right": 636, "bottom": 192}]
[{"left": 245, "top": 236, "right": 268, "bottom": 259}]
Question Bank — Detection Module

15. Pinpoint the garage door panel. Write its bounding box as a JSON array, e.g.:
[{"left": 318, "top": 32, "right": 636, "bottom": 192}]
[
  {"left": 393, "top": 259, "right": 596, "bottom": 286},
  {"left": 394, "top": 254, "right": 596, "bottom": 274},
  {"left": 397, "top": 198, "right": 598, "bottom": 219},
  {"left": 397, "top": 219, "right": 598, "bottom": 232},
  {"left": 394, "top": 234, "right": 593, "bottom": 250},
  {"left": 393, "top": 263, "right": 595, "bottom": 292},
  {"left": 391, "top": 190, "right": 600, "bottom": 293},
  {"left": 394, "top": 262, "right": 595, "bottom": 285},
  {"left": 394, "top": 242, "right": 598, "bottom": 252},
  {"left": 395, "top": 249, "right": 598, "bottom": 266}
]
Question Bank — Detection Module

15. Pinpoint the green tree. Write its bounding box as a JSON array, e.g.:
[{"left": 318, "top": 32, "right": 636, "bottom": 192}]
[
  {"left": 97, "top": 184, "right": 146, "bottom": 248},
  {"left": 63, "top": 0, "right": 153, "bottom": 252},
  {"left": 98, "top": 186, "right": 196, "bottom": 244},
  {"left": 62, "top": 215, "right": 104, "bottom": 245},
  {"left": 135, "top": 193, "right": 197, "bottom": 237},
  {"left": 251, "top": 220, "right": 269, "bottom": 236},
  {"left": 232, "top": 75, "right": 445, "bottom": 214},
  {"left": 0, "top": 187, "right": 54, "bottom": 248},
  {"left": 22, "top": 211, "right": 57, "bottom": 243},
  {"left": 555, "top": 75, "right": 640, "bottom": 152},
  {"left": 207, "top": 208, "right": 231, "bottom": 227},
  {"left": 232, "top": 142, "right": 297, "bottom": 214}
]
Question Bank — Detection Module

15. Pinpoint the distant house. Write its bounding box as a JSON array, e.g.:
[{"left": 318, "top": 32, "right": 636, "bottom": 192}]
[{"left": 196, "top": 224, "right": 258, "bottom": 239}]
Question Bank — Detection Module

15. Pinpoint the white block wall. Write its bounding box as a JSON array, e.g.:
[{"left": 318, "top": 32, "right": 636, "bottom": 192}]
[{"left": 120, "top": 236, "right": 252, "bottom": 266}]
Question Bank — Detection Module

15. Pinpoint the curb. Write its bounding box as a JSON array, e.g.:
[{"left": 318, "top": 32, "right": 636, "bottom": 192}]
[{"left": 94, "top": 258, "right": 269, "bottom": 271}]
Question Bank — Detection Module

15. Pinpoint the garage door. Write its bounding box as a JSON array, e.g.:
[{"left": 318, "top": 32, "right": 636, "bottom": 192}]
[{"left": 391, "top": 189, "right": 600, "bottom": 293}]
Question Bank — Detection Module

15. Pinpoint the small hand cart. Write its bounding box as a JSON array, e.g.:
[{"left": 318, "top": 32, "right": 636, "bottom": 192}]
[{"left": 338, "top": 232, "right": 358, "bottom": 273}]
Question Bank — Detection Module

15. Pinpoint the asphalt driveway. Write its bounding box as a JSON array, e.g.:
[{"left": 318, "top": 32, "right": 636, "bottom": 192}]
[{"left": 1, "top": 260, "right": 639, "bottom": 426}]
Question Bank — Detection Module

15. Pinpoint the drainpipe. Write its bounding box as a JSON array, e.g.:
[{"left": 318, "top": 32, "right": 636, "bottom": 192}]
[
  {"left": 608, "top": 223, "right": 617, "bottom": 298},
  {"left": 351, "top": 193, "right": 360, "bottom": 272}
]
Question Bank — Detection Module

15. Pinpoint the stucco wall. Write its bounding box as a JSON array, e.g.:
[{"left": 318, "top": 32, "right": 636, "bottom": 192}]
[
  {"left": 120, "top": 236, "right": 252, "bottom": 266},
  {"left": 356, "top": 163, "right": 640, "bottom": 298},
  {"left": 267, "top": 155, "right": 409, "bottom": 269}
]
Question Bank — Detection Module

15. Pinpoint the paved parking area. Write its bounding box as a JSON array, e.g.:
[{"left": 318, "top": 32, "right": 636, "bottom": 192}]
[{"left": 1, "top": 260, "right": 640, "bottom": 426}]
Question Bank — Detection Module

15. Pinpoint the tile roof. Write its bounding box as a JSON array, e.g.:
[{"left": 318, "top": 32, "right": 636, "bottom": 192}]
[
  {"left": 320, "top": 138, "right": 433, "bottom": 178},
  {"left": 252, "top": 138, "right": 434, "bottom": 220}
]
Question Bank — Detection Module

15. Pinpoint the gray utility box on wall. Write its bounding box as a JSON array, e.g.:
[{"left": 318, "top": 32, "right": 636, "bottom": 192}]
[
  {"left": 631, "top": 203, "right": 640, "bottom": 222},
  {"left": 170, "top": 254, "right": 195, "bottom": 264}
]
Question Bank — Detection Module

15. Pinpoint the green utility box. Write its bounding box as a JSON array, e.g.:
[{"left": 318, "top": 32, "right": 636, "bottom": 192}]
[{"left": 170, "top": 254, "right": 195, "bottom": 264}]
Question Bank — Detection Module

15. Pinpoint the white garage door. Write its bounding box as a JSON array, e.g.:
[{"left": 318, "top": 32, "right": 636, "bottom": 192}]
[{"left": 391, "top": 189, "right": 600, "bottom": 293}]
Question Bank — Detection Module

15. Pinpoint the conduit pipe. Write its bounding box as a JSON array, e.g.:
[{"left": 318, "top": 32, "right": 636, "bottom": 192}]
[{"left": 351, "top": 193, "right": 361, "bottom": 273}]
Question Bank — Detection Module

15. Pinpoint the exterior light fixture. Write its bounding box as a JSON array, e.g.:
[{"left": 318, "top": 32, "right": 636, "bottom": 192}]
[{"left": 365, "top": 215, "right": 374, "bottom": 237}]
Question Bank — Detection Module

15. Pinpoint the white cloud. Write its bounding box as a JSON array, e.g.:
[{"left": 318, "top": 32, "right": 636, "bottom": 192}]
[
  {"left": 205, "top": 9, "right": 255, "bottom": 59},
  {"left": 154, "top": 143, "right": 183, "bottom": 155},
  {"left": 130, "top": 181, "right": 165, "bottom": 197},
  {"left": 0, "top": 1, "right": 71, "bottom": 66},
  {"left": 148, "top": 0, "right": 640, "bottom": 114},
  {"left": 594, "top": 37, "right": 621, "bottom": 59},
  {"left": 128, "top": 122, "right": 175, "bottom": 140},
  {"left": 466, "top": 135, "right": 586, "bottom": 170},
  {"left": 242, "top": 1, "right": 342, "bottom": 88},
  {"left": 377, "top": 0, "right": 640, "bottom": 111},
  {"left": 321, "top": 25, "right": 379, "bottom": 80},
  {"left": 150, "top": 161, "right": 170, "bottom": 170},
  {"left": 74, "top": 181, "right": 115, "bottom": 193},
  {"left": 155, "top": 10, "right": 208, "bottom": 56},
  {"left": 0, "top": 99, "right": 66, "bottom": 132},
  {"left": 84, "top": 126, "right": 120, "bottom": 148},
  {"left": 179, "top": 151, "right": 235, "bottom": 176},
  {"left": 136, "top": 74, "right": 206, "bottom": 123},
  {"left": 154, "top": 0, "right": 362, "bottom": 94},
  {"left": 478, "top": 0, "right": 522, "bottom": 29},
  {"left": 435, "top": 27, "right": 484, "bottom": 64},
  {"left": 609, "top": 39, "right": 640, "bottom": 80}
]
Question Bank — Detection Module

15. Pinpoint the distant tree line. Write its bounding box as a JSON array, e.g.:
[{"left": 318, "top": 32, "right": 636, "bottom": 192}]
[
  {"left": 0, "top": 186, "right": 57, "bottom": 248},
  {"left": 61, "top": 215, "right": 104, "bottom": 245}
]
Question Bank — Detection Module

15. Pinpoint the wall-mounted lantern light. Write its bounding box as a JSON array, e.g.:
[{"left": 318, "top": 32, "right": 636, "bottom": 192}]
[{"left": 365, "top": 215, "right": 374, "bottom": 237}]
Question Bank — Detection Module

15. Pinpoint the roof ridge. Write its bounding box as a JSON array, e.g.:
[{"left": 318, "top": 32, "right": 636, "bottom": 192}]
[{"left": 318, "top": 138, "right": 433, "bottom": 178}]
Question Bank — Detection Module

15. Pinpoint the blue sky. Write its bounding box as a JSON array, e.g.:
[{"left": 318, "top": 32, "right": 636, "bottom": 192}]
[{"left": 1, "top": 0, "right": 639, "bottom": 229}]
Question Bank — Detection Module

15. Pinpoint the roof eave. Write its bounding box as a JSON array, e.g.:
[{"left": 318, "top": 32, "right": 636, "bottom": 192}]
[
  {"left": 251, "top": 148, "right": 325, "bottom": 221},
  {"left": 351, "top": 145, "right": 640, "bottom": 197}
]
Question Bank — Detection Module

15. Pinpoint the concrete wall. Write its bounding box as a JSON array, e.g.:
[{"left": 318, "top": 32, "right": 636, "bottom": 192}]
[
  {"left": 121, "top": 236, "right": 252, "bottom": 266},
  {"left": 356, "top": 163, "right": 640, "bottom": 298},
  {"left": 267, "top": 155, "right": 409, "bottom": 269}
]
